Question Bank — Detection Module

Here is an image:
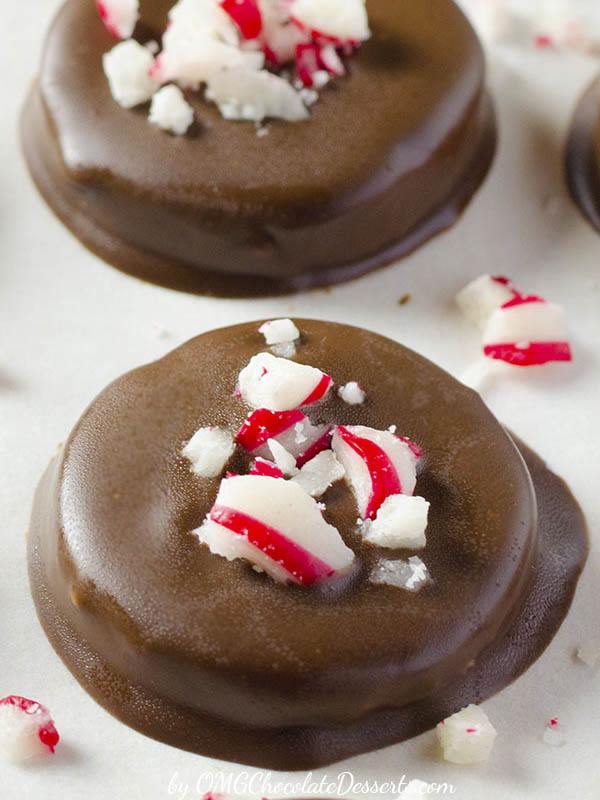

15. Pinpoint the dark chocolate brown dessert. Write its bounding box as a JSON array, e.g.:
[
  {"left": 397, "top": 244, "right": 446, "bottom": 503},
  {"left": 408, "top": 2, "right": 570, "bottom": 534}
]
[
  {"left": 28, "top": 320, "right": 587, "bottom": 769},
  {"left": 566, "top": 75, "right": 600, "bottom": 233},
  {"left": 21, "top": 0, "right": 496, "bottom": 297}
]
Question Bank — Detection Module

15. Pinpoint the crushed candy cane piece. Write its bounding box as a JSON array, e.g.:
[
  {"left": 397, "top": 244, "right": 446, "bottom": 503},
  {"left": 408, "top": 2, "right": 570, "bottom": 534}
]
[
  {"left": 543, "top": 717, "right": 567, "bottom": 747},
  {"left": 482, "top": 297, "right": 572, "bottom": 366},
  {"left": 206, "top": 67, "right": 308, "bottom": 121},
  {"left": 338, "top": 381, "right": 365, "bottom": 405},
  {"left": 149, "top": 85, "right": 194, "bottom": 134},
  {"left": 195, "top": 475, "right": 355, "bottom": 583},
  {"left": 250, "top": 457, "right": 284, "bottom": 478},
  {"left": 259, "top": 318, "right": 300, "bottom": 345},
  {"left": 182, "top": 426, "right": 235, "bottom": 477},
  {"left": 270, "top": 341, "right": 296, "bottom": 358},
  {"left": 362, "top": 494, "right": 429, "bottom": 550},
  {"left": 221, "top": 0, "right": 263, "bottom": 40},
  {"left": 268, "top": 438, "right": 299, "bottom": 476},
  {"left": 332, "top": 425, "right": 419, "bottom": 519},
  {"left": 292, "top": 450, "right": 345, "bottom": 497},
  {"left": 0, "top": 696, "right": 59, "bottom": 763},
  {"left": 238, "top": 352, "right": 332, "bottom": 411},
  {"left": 103, "top": 39, "right": 159, "bottom": 108},
  {"left": 456, "top": 274, "right": 517, "bottom": 330},
  {"left": 157, "top": 0, "right": 263, "bottom": 88},
  {"left": 436, "top": 704, "right": 497, "bottom": 764},
  {"left": 576, "top": 641, "right": 600, "bottom": 667},
  {"left": 370, "top": 556, "right": 429, "bottom": 591},
  {"left": 97, "top": 0, "right": 139, "bottom": 40},
  {"left": 236, "top": 409, "right": 330, "bottom": 466},
  {"left": 259, "top": 0, "right": 310, "bottom": 65},
  {"left": 292, "top": 0, "right": 370, "bottom": 43}
]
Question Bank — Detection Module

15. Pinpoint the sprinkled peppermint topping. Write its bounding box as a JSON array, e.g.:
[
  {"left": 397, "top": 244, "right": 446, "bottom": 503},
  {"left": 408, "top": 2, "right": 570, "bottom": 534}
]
[
  {"left": 182, "top": 426, "right": 235, "bottom": 477},
  {"left": 0, "top": 696, "right": 60, "bottom": 764},
  {"left": 98, "top": 0, "right": 369, "bottom": 130},
  {"left": 183, "top": 320, "right": 438, "bottom": 589},
  {"left": 103, "top": 39, "right": 159, "bottom": 108},
  {"left": 338, "top": 381, "right": 366, "bottom": 405},
  {"left": 436, "top": 704, "right": 497, "bottom": 764},
  {"left": 370, "top": 556, "right": 430, "bottom": 592},
  {"left": 149, "top": 85, "right": 195, "bottom": 134}
]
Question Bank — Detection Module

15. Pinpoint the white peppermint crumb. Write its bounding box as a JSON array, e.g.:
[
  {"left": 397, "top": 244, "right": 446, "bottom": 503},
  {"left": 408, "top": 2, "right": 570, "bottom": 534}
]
[
  {"left": 0, "top": 702, "right": 53, "bottom": 763},
  {"left": 259, "top": 318, "right": 300, "bottom": 345},
  {"left": 312, "top": 70, "right": 330, "bottom": 89},
  {"left": 182, "top": 427, "right": 235, "bottom": 478},
  {"left": 299, "top": 88, "right": 319, "bottom": 106},
  {"left": 436, "top": 704, "right": 497, "bottom": 764},
  {"left": 256, "top": 125, "right": 270, "bottom": 138},
  {"left": 206, "top": 67, "right": 309, "bottom": 122},
  {"left": 455, "top": 274, "right": 515, "bottom": 330},
  {"left": 576, "top": 641, "right": 600, "bottom": 667},
  {"left": 103, "top": 39, "right": 159, "bottom": 109},
  {"left": 145, "top": 39, "right": 160, "bottom": 55},
  {"left": 292, "top": 450, "right": 345, "bottom": 498},
  {"left": 294, "top": 422, "right": 309, "bottom": 445},
  {"left": 149, "top": 85, "right": 194, "bottom": 135},
  {"left": 364, "top": 494, "right": 429, "bottom": 550},
  {"left": 338, "top": 381, "right": 366, "bottom": 405},
  {"left": 317, "top": 502, "right": 326, "bottom": 511},
  {"left": 268, "top": 438, "right": 299, "bottom": 476},
  {"left": 370, "top": 556, "right": 429, "bottom": 592},
  {"left": 387, "top": 424, "right": 397, "bottom": 433},
  {"left": 543, "top": 720, "right": 567, "bottom": 747},
  {"left": 270, "top": 341, "right": 296, "bottom": 358}
]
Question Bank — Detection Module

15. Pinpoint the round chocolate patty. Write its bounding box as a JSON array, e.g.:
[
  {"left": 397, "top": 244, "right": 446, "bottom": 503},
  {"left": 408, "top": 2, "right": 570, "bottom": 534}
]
[
  {"left": 28, "top": 321, "right": 587, "bottom": 768},
  {"left": 566, "top": 75, "right": 600, "bottom": 233},
  {"left": 21, "top": 0, "right": 496, "bottom": 296}
]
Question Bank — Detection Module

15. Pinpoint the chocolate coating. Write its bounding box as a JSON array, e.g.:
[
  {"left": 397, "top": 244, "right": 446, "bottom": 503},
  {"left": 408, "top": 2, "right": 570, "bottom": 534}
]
[
  {"left": 21, "top": 0, "right": 496, "bottom": 297},
  {"left": 28, "top": 321, "right": 587, "bottom": 768},
  {"left": 566, "top": 75, "right": 600, "bottom": 233}
]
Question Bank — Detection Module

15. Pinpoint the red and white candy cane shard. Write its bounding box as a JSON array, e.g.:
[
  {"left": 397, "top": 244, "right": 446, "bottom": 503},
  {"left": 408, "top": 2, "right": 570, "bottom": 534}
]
[
  {"left": 238, "top": 352, "right": 333, "bottom": 411},
  {"left": 221, "top": 0, "right": 263, "bottom": 40},
  {"left": 482, "top": 297, "right": 572, "bottom": 367},
  {"left": 236, "top": 408, "right": 305, "bottom": 452},
  {"left": 332, "top": 425, "right": 419, "bottom": 520},
  {"left": 0, "top": 696, "right": 59, "bottom": 762},
  {"left": 196, "top": 475, "right": 355, "bottom": 584},
  {"left": 236, "top": 408, "right": 332, "bottom": 465},
  {"left": 290, "top": 0, "right": 370, "bottom": 44},
  {"left": 295, "top": 427, "right": 333, "bottom": 468},
  {"left": 250, "top": 457, "right": 284, "bottom": 478},
  {"left": 96, "top": 0, "right": 139, "bottom": 39},
  {"left": 295, "top": 42, "right": 346, "bottom": 87},
  {"left": 455, "top": 274, "right": 518, "bottom": 329}
]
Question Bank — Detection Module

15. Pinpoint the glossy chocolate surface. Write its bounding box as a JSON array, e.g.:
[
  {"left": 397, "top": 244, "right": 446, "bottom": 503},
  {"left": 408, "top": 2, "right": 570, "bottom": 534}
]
[
  {"left": 28, "top": 321, "right": 587, "bottom": 768},
  {"left": 566, "top": 75, "right": 600, "bottom": 233},
  {"left": 22, "top": 0, "right": 496, "bottom": 296}
]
